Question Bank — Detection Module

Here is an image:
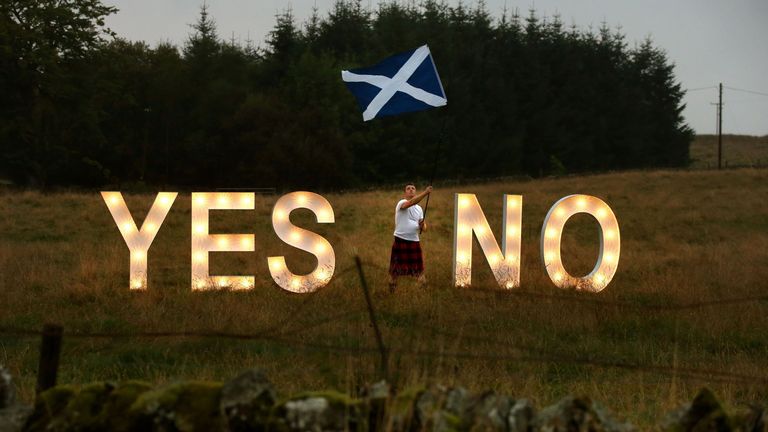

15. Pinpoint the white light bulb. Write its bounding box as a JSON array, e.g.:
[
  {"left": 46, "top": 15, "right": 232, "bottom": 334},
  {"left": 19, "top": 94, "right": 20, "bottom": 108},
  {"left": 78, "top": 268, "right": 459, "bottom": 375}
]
[
  {"left": 604, "top": 230, "right": 615, "bottom": 240},
  {"left": 217, "top": 195, "right": 229, "bottom": 205},
  {"left": 596, "top": 208, "right": 607, "bottom": 219},
  {"left": 159, "top": 195, "right": 170, "bottom": 205},
  {"left": 194, "top": 224, "right": 205, "bottom": 234},
  {"left": 290, "top": 231, "right": 301, "bottom": 241},
  {"left": 459, "top": 197, "right": 470, "bottom": 208},
  {"left": 122, "top": 222, "right": 133, "bottom": 232},
  {"left": 194, "top": 252, "right": 206, "bottom": 263},
  {"left": 218, "top": 278, "right": 228, "bottom": 287},
  {"left": 475, "top": 226, "right": 486, "bottom": 236},
  {"left": 291, "top": 278, "right": 301, "bottom": 289},
  {"left": 241, "top": 237, "right": 252, "bottom": 248},
  {"left": 546, "top": 228, "right": 557, "bottom": 239},
  {"left": 507, "top": 226, "right": 517, "bottom": 236},
  {"left": 315, "top": 242, "right": 326, "bottom": 253},
  {"left": 218, "top": 237, "right": 229, "bottom": 247},
  {"left": 109, "top": 195, "right": 120, "bottom": 205}
]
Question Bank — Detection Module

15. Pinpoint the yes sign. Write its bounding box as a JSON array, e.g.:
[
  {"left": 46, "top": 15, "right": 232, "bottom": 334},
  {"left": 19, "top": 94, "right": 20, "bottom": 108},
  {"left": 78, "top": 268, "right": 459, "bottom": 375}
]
[{"left": 102, "top": 191, "right": 620, "bottom": 293}]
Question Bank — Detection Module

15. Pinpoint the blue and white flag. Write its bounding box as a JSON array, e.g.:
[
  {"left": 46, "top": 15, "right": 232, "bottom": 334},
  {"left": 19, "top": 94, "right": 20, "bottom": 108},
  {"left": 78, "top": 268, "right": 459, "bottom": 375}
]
[{"left": 341, "top": 45, "right": 447, "bottom": 121}]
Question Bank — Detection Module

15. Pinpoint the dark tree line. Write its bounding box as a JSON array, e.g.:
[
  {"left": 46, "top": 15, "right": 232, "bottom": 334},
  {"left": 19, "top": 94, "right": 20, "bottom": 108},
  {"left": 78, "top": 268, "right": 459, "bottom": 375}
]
[{"left": 0, "top": 0, "right": 693, "bottom": 189}]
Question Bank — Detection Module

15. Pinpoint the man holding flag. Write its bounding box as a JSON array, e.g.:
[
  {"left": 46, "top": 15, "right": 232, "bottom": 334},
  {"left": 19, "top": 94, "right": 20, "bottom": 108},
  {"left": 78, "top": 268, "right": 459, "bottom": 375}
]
[
  {"left": 387, "top": 183, "right": 433, "bottom": 292},
  {"left": 341, "top": 44, "right": 446, "bottom": 291}
]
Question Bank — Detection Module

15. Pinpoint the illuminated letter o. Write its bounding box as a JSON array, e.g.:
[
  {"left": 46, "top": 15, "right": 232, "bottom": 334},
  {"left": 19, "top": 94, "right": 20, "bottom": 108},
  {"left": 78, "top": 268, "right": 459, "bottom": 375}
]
[{"left": 540, "top": 195, "right": 620, "bottom": 292}]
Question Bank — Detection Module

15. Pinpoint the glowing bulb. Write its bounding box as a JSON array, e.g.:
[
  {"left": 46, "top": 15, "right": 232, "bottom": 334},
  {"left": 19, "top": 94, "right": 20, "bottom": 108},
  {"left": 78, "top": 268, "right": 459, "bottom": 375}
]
[
  {"left": 241, "top": 195, "right": 253, "bottom": 206},
  {"left": 315, "top": 242, "right": 326, "bottom": 253},
  {"left": 594, "top": 274, "right": 605, "bottom": 284},
  {"left": 316, "top": 270, "right": 329, "bottom": 280},
  {"left": 554, "top": 272, "right": 563, "bottom": 282},
  {"left": 122, "top": 222, "right": 133, "bottom": 232},
  {"left": 194, "top": 252, "right": 206, "bottom": 263},
  {"left": 159, "top": 195, "right": 170, "bottom": 205},
  {"left": 596, "top": 208, "right": 607, "bottom": 219},
  {"left": 291, "top": 278, "right": 301, "bottom": 289},
  {"left": 488, "top": 254, "right": 499, "bottom": 265},
  {"left": 506, "top": 226, "right": 517, "bottom": 236},
  {"left": 275, "top": 210, "right": 286, "bottom": 220},
  {"left": 132, "top": 251, "right": 145, "bottom": 260},
  {"left": 109, "top": 195, "right": 120, "bottom": 205},
  {"left": 196, "top": 280, "right": 206, "bottom": 289},
  {"left": 577, "top": 198, "right": 587, "bottom": 209},
  {"left": 555, "top": 207, "right": 566, "bottom": 217},
  {"left": 506, "top": 281, "right": 514, "bottom": 289},
  {"left": 194, "top": 224, "right": 205, "bottom": 234},
  {"left": 195, "top": 195, "right": 206, "bottom": 205},
  {"left": 144, "top": 222, "right": 156, "bottom": 233},
  {"left": 290, "top": 231, "right": 301, "bottom": 241},
  {"left": 475, "top": 226, "right": 486, "bottom": 236},
  {"left": 241, "top": 237, "right": 252, "bottom": 248},
  {"left": 270, "top": 260, "right": 282, "bottom": 271},
  {"left": 218, "top": 278, "right": 228, "bottom": 287},
  {"left": 507, "top": 198, "right": 519, "bottom": 208},
  {"left": 546, "top": 228, "right": 558, "bottom": 239},
  {"left": 130, "top": 279, "right": 143, "bottom": 289},
  {"left": 509, "top": 254, "right": 518, "bottom": 262},
  {"left": 318, "top": 209, "right": 330, "bottom": 220},
  {"left": 297, "top": 194, "right": 307, "bottom": 205},
  {"left": 218, "top": 237, "right": 229, "bottom": 247},
  {"left": 457, "top": 252, "right": 469, "bottom": 263},
  {"left": 604, "top": 230, "right": 615, "bottom": 240},
  {"left": 545, "top": 252, "right": 555, "bottom": 262},
  {"left": 217, "top": 195, "right": 230, "bottom": 205},
  {"left": 603, "top": 253, "right": 614, "bottom": 263},
  {"left": 240, "top": 278, "right": 252, "bottom": 289},
  {"left": 459, "top": 197, "right": 470, "bottom": 208}
]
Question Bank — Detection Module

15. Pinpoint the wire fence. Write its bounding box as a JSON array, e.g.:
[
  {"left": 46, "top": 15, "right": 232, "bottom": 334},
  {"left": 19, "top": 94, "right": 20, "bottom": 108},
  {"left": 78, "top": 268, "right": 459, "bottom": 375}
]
[{"left": 1, "top": 258, "right": 767, "bottom": 393}]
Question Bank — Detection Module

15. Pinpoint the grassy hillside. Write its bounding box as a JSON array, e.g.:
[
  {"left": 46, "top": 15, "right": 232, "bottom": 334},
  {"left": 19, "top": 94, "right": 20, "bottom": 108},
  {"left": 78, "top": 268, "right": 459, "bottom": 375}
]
[
  {"left": 1, "top": 168, "right": 767, "bottom": 426},
  {"left": 690, "top": 134, "right": 768, "bottom": 168}
]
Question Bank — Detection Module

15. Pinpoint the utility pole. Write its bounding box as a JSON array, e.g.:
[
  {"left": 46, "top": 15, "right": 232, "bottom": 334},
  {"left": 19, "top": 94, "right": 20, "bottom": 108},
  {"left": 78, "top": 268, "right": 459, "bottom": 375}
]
[{"left": 717, "top": 83, "right": 723, "bottom": 170}]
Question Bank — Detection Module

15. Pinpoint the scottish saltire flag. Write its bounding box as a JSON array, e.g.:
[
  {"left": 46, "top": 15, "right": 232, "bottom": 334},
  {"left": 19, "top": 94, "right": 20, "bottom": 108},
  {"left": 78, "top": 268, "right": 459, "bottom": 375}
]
[{"left": 341, "top": 45, "right": 447, "bottom": 121}]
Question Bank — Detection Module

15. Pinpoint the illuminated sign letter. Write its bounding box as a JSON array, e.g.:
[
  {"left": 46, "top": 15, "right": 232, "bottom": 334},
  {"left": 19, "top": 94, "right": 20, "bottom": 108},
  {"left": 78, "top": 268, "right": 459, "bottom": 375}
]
[
  {"left": 101, "top": 191, "right": 177, "bottom": 290},
  {"left": 191, "top": 192, "right": 256, "bottom": 290},
  {"left": 453, "top": 194, "right": 522, "bottom": 288},
  {"left": 541, "top": 194, "right": 620, "bottom": 292},
  {"left": 268, "top": 192, "right": 335, "bottom": 293}
]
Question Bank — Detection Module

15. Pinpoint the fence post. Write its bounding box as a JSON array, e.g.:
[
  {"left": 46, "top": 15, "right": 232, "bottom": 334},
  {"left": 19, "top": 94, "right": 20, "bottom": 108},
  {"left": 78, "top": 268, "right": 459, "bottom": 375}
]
[
  {"left": 36, "top": 323, "right": 63, "bottom": 395},
  {"left": 354, "top": 256, "right": 389, "bottom": 382}
]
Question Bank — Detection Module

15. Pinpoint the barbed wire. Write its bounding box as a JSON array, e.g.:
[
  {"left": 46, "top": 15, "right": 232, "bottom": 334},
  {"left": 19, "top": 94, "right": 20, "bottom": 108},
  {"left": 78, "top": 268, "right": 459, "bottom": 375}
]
[{"left": 2, "top": 259, "right": 767, "bottom": 389}]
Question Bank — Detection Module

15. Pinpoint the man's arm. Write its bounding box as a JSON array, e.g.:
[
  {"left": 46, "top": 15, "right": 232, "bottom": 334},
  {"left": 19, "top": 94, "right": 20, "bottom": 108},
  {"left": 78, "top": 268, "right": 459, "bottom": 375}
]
[{"left": 400, "top": 186, "right": 433, "bottom": 209}]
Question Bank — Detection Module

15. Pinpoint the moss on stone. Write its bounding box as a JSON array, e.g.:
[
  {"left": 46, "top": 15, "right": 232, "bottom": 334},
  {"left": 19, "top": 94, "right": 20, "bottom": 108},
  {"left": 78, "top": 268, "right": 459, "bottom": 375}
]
[
  {"left": 98, "top": 380, "right": 152, "bottom": 431},
  {"left": 127, "top": 381, "right": 224, "bottom": 432},
  {"left": 24, "top": 385, "right": 78, "bottom": 432}
]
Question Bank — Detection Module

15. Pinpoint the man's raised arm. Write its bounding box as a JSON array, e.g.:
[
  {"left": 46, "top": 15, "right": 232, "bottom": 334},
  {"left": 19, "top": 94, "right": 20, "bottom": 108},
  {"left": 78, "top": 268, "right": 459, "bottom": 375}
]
[{"left": 401, "top": 186, "right": 433, "bottom": 209}]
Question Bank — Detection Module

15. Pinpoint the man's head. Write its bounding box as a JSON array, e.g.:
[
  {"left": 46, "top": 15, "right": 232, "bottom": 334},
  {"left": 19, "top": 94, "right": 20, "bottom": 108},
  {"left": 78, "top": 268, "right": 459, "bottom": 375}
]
[{"left": 404, "top": 182, "right": 417, "bottom": 199}]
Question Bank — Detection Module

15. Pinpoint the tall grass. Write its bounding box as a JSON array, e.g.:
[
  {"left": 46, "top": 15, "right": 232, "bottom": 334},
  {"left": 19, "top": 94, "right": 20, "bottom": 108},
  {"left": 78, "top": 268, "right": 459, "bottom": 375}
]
[{"left": 1, "top": 168, "right": 767, "bottom": 426}]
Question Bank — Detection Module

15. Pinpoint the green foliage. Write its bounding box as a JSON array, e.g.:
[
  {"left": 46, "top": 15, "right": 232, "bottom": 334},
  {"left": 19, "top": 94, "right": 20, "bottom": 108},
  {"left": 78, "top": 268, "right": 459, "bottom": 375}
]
[{"left": 0, "top": 0, "right": 693, "bottom": 188}]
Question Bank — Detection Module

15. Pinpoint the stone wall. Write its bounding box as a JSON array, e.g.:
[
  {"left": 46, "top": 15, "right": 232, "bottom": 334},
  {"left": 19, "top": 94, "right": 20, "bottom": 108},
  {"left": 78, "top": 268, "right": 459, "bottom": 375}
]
[{"left": 0, "top": 365, "right": 765, "bottom": 431}]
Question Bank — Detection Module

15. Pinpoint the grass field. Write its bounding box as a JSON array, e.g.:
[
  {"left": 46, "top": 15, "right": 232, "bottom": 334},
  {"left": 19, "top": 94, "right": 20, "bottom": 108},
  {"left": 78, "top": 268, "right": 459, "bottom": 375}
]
[
  {"left": 690, "top": 134, "right": 768, "bottom": 168},
  {"left": 1, "top": 167, "right": 767, "bottom": 426}
]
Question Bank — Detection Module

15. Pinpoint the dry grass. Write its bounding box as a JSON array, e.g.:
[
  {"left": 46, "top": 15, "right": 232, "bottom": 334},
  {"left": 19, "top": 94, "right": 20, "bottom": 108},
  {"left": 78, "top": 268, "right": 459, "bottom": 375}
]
[
  {"left": 1, "top": 168, "right": 767, "bottom": 426},
  {"left": 690, "top": 134, "right": 768, "bottom": 168}
]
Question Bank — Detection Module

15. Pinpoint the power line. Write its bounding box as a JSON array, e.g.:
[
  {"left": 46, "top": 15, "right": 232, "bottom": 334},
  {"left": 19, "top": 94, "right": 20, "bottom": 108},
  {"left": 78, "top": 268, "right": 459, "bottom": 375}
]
[
  {"left": 724, "top": 86, "right": 768, "bottom": 97},
  {"left": 685, "top": 86, "right": 717, "bottom": 92}
]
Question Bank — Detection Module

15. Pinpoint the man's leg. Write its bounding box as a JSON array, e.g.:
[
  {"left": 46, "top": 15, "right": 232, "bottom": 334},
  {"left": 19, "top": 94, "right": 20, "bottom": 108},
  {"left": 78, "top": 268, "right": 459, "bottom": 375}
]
[{"left": 389, "top": 274, "right": 397, "bottom": 293}]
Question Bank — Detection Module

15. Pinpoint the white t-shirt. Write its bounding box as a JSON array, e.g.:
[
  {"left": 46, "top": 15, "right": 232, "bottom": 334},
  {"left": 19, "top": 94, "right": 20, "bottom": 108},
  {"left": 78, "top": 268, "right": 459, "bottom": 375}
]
[{"left": 393, "top": 199, "right": 423, "bottom": 242}]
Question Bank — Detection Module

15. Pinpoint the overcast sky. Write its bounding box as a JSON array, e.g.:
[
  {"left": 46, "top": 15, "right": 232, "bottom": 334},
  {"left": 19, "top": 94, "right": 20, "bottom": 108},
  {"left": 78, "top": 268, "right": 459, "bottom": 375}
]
[{"left": 105, "top": 0, "right": 768, "bottom": 135}]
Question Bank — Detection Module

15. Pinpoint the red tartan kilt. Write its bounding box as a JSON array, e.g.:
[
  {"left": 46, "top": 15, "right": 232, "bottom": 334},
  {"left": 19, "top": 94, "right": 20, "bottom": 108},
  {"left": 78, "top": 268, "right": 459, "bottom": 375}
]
[{"left": 389, "top": 236, "right": 424, "bottom": 276}]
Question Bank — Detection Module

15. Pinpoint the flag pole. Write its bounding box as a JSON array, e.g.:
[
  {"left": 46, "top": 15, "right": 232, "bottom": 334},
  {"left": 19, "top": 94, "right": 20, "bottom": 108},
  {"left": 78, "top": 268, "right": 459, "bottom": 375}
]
[{"left": 419, "top": 115, "right": 448, "bottom": 234}]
